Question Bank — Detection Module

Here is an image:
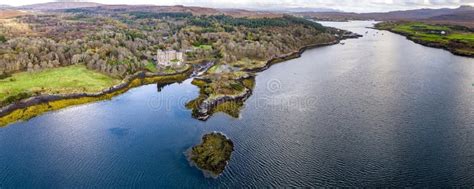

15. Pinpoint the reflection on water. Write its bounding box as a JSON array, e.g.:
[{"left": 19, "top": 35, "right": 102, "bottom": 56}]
[
  {"left": 0, "top": 21, "right": 473, "bottom": 187},
  {"left": 157, "top": 82, "right": 175, "bottom": 92}
]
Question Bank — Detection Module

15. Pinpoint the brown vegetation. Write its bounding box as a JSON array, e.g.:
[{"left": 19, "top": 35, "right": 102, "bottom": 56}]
[{"left": 0, "top": 10, "right": 30, "bottom": 19}]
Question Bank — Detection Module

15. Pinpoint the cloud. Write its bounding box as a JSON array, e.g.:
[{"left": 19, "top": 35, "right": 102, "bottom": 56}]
[{"left": 4, "top": 0, "right": 474, "bottom": 12}]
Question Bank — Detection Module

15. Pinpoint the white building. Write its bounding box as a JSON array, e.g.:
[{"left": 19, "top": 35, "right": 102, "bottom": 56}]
[{"left": 156, "top": 50, "right": 184, "bottom": 68}]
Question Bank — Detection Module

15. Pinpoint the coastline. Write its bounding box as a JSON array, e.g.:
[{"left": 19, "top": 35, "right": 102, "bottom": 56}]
[
  {"left": 245, "top": 40, "right": 340, "bottom": 73},
  {"left": 193, "top": 77, "right": 254, "bottom": 121},
  {"left": 0, "top": 34, "right": 361, "bottom": 126},
  {"left": 374, "top": 27, "right": 474, "bottom": 58},
  {"left": 0, "top": 67, "right": 193, "bottom": 126},
  {"left": 248, "top": 31, "right": 363, "bottom": 73},
  {"left": 192, "top": 35, "right": 361, "bottom": 120}
]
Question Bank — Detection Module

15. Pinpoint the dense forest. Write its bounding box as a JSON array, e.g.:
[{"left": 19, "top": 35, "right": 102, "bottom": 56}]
[{"left": 0, "top": 8, "right": 338, "bottom": 78}]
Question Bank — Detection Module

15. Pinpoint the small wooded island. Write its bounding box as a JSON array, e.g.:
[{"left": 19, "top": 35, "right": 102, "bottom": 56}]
[{"left": 188, "top": 132, "right": 234, "bottom": 178}]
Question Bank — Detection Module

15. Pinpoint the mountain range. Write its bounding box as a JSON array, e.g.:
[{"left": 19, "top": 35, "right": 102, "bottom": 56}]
[
  {"left": 19, "top": 2, "right": 102, "bottom": 10},
  {"left": 296, "top": 5, "right": 474, "bottom": 28},
  {"left": 8, "top": 2, "right": 281, "bottom": 18},
  {"left": 3, "top": 2, "right": 474, "bottom": 28}
]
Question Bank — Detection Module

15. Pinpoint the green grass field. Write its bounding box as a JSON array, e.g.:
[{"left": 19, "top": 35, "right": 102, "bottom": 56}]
[
  {"left": 145, "top": 61, "right": 157, "bottom": 72},
  {"left": 377, "top": 22, "right": 474, "bottom": 43},
  {"left": 375, "top": 22, "right": 474, "bottom": 56},
  {"left": 0, "top": 65, "right": 120, "bottom": 104}
]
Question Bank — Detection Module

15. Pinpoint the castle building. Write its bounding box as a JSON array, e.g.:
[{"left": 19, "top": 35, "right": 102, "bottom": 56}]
[{"left": 156, "top": 50, "right": 184, "bottom": 68}]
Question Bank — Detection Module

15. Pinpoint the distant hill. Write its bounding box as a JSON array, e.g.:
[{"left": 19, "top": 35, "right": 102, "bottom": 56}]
[
  {"left": 423, "top": 7, "right": 474, "bottom": 28},
  {"left": 0, "top": 10, "right": 31, "bottom": 18},
  {"left": 217, "top": 8, "right": 282, "bottom": 18},
  {"left": 95, "top": 5, "right": 282, "bottom": 18},
  {"left": 425, "top": 6, "right": 474, "bottom": 21},
  {"left": 428, "top": 12, "right": 474, "bottom": 21},
  {"left": 286, "top": 7, "right": 340, "bottom": 13},
  {"left": 298, "top": 5, "right": 474, "bottom": 20},
  {"left": 20, "top": 3, "right": 282, "bottom": 18},
  {"left": 20, "top": 2, "right": 102, "bottom": 10},
  {"left": 364, "top": 7, "right": 468, "bottom": 20},
  {"left": 0, "top": 4, "right": 12, "bottom": 9},
  {"left": 297, "top": 5, "right": 474, "bottom": 28},
  {"left": 247, "top": 7, "right": 340, "bottom": 13},
  {"left": 80, "top": 4, "right": 221, "bottom": 15},
  {"left": 16, "top": 2, "right": 472, "bottom": 26}
]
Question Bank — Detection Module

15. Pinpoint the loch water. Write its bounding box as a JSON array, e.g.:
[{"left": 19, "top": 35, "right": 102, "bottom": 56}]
[{"left": 0, "top": 21, "right": 473, "bottom": 187}]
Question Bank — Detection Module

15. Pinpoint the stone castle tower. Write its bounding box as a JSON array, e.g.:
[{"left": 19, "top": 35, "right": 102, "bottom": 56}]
[{"left": 157, "top": 50, "right": 184, "bottom": 67}]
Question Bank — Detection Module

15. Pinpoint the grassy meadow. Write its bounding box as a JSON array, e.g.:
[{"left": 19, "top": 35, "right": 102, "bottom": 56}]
[
  {"left": 375, "top": 22, "right": 474, "bottom": 56},
  {"left": 0, "top": 65, "right": 120, "bottom": 105},
  {"left": 391, "top": 22, "right": 473, "bottom": 42}
]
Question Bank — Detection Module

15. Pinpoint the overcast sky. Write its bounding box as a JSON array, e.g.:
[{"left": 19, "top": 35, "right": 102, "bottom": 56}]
[{"left": 3, "top": 0, "right": 474, "bottom": 12}]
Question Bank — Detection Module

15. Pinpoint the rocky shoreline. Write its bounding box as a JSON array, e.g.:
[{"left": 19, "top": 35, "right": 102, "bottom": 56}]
[
  {"left": 0, "top": 31, "right": 362, "bottom": 126},
  {"left": 246, "top": 34, "right": 362, "bottom": 73},
  {"left": 0, "top": 66, "right": 193, "bottom": 126},
  {"left": 191, "top": 34, "right": 362, "bottom": 120},
  {"left": 193, "top": 78, "right": 253, "bottom": 121},
  {"left": 408, "top": 35, "right": 473, "bottom": 57}
]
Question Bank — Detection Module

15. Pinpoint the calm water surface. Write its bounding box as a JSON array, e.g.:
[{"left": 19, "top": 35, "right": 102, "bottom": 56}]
[{"left": 0, "top": 21, "right": 473, "bottom": 187}]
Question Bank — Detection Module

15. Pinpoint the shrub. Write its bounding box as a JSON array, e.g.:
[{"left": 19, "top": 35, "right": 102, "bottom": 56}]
[
  {"left": 0, "top": 72, "right": 11, "bottom": 80},
  {"left": 2, "top": 92, "right": 32, "bottom": 106},
  {"left": 0, "top": 35, "right": 6, "bottom": 43}
]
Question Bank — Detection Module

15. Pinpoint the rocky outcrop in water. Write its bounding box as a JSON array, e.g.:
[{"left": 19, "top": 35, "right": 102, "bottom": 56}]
[{"left": 187, "top": 132, "right": 234, "bottom": 178}]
